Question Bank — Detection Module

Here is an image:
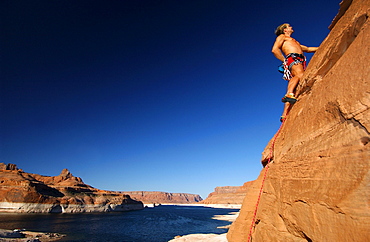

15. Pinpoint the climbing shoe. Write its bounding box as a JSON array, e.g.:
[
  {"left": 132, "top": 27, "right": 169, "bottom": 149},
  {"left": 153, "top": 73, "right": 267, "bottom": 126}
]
[{"left": 281, "top": 94, "right": 297, "bottom": 104}]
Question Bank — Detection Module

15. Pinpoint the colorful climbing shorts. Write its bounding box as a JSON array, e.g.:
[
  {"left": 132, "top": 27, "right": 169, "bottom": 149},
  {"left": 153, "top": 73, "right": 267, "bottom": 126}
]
[{"left": 283, "top": 53, "right": 306, "bottom": 80}]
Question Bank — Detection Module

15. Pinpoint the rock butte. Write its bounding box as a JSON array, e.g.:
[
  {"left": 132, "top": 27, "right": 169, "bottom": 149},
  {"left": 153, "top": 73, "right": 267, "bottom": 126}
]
[
  {"left": 0, "top": 163, "right": 143, "bottom": 213},
  {"left": 227, "top": 0, "right": 370, "bottom": 241},
  {"left": 0, "top": 163, "right": 203, "bottom": 213}
]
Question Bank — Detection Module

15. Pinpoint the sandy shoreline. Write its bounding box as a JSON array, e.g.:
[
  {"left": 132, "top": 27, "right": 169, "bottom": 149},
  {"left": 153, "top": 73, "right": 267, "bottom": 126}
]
[
  {"left": 169, "top": 233, "right": 228, "bottom": 242},
  {"left": 161, "top": 203, "right": 242, "bottom": 209},
  {"left": 168, "top": 207, "right": 240, "bottom": 242}
]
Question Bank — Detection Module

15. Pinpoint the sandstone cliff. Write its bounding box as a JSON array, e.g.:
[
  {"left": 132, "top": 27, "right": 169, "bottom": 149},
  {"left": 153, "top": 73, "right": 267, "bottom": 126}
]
[
  {"left": 121, "top": 191, "right": 202, "bottom": 204},
  {"left": 200, "top": 183, "right": 253, "bottom": 205},
  {"left": 0, "top": 163, "right": 144, "bottom": 213},
  {"left": 228, "top": 0, "right": 370, "bottom": 241}
]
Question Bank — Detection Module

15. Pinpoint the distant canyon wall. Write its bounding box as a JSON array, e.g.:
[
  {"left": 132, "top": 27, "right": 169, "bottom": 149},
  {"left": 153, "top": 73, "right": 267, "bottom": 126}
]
[
  {"left": 121, "top": 191, "right": 203, "bottom": 204},
  {"left": 0, "top": 163, "right": 203, "bottom": 213},
  {"left": 200, "top": 183, "right": 254, "bottom": 205},
  {"left": 0, "top": 163, "right": 143, "bottom": 213},
  {"left": 228, "top": 0, "right": 370, "bottom": 241}
]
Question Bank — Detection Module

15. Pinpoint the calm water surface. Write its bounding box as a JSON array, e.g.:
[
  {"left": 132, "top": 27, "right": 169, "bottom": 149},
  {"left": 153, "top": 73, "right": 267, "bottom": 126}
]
[{"left": 0, "top": 205, "right": 238, "bottom": 242}]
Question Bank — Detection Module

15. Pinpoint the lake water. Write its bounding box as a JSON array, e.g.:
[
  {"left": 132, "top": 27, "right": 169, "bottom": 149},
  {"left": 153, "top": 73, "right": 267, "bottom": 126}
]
[{"left": 0, "top": 205, "right": 239, "bottom": 242}]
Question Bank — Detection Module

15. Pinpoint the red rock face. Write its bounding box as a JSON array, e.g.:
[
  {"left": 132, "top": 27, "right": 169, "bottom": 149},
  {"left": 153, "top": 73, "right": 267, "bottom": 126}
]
[
  {"left": 121, "top": 191, "right": 202, "bottom": 204},
  {"left": 0, "top": 163, "right": 143, "bottom": 213},
  {"left": 227, "top": 0, "right": 370, "bottom": 241}
]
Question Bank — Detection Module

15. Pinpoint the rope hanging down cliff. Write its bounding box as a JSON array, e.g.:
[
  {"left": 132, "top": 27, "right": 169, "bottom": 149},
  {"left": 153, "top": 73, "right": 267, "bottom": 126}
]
[{"left": 247, "top": 117, "right": 286, "bottom": 242}]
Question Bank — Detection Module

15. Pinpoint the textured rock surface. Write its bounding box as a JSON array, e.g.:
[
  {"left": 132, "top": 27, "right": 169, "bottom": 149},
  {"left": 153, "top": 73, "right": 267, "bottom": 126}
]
[
  {"left": 228, "top": 0, "right": 370, "bottom": 241},
  {"left": 0, "top": 163, "right": 143, "bottom": 213},
  {"left": 200, "top": 183, "right": 253, "bottom": 205},
  {"left": 0, "top": 228, "right": 65, "bottom": 241},
  {"left": 121, "top": 191, "right": 202, "bottom": 204}
]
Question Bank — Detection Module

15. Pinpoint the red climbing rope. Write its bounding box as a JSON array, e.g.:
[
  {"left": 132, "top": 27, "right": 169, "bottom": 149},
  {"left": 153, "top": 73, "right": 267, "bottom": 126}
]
[{"left": 247, "top": 118, "right": 286, "bottom": 242}]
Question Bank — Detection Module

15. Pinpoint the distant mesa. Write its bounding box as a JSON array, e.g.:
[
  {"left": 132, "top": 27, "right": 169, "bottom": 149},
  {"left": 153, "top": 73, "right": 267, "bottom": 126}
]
[
  {"left": 0, "top": 163, "right": 143, "bottom": 213},
  {"left": 0, "top": 163, "right": 204, "bottom": 213},
  {"left": 200, "top": 183, "right": 252, "bottom": 206},
  {"left": 121, "top": 191, "right": 203, "bottom": 206}
]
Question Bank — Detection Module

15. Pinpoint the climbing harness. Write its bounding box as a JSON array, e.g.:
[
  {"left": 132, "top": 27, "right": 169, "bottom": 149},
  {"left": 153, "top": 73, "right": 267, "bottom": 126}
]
[
  {"left": 247, "top": 116, "right": 287, "bottom": 242},
  {"left": 283, "top": 53, "right": 306, "bottom": 81}
]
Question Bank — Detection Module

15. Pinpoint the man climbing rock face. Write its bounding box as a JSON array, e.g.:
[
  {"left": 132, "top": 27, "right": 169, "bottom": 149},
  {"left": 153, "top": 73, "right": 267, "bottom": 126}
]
[{"left": 271, "top": 23, "right": 318, "bottom": 122}]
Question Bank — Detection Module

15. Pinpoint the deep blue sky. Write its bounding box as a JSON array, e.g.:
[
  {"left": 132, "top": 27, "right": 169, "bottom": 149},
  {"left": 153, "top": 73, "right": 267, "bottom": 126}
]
[{"left": 1, "top": 0, "right": 340, "bottom": 199}]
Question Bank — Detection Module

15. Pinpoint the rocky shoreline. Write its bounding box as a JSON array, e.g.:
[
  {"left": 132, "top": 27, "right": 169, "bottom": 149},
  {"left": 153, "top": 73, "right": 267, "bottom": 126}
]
[
  {"left": 0, "top": 202, "right": 144, "bottom": 214},
  {"left": 0, "top": 229, "right": 65, "bottom": 242}
]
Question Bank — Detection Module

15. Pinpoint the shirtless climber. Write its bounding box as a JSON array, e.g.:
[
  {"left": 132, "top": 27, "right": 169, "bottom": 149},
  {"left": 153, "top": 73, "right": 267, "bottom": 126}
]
[{"left": 271, "top": 23, "right": 318, "bottom": 122}]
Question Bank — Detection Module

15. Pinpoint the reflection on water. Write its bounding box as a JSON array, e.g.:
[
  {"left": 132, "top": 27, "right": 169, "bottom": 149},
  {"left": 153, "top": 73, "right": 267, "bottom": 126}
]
[{"left": 0, "top": 205, "right": 238, "bottom": 242}]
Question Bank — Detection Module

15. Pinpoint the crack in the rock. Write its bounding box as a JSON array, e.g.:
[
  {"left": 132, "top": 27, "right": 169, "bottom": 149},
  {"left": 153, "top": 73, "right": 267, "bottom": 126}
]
[
  {"left": 337, "top": 104, "right": 370, "bottom": 135},
  {"left": 348, "top": 117, "right": 370, "bottom": 135},
  {"left": 339, "top": 111, "right": 370, "bottom": 135},
  {"left": 294, "top": 199, "right": 308, "bottom": 204},
  {"left": 301, "top": 231, "right": 313, "bottom": 242}
]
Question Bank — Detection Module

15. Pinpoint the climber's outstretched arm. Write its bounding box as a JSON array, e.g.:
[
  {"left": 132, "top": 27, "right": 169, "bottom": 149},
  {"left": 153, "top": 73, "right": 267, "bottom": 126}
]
[{"left": 300, "top": 45, "right": 318, "bottom": 53}]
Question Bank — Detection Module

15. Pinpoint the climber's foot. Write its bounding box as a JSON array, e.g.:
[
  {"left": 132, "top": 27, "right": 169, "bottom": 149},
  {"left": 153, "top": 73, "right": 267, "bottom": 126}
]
[{"left": 281, "top": 94, "right": 297, "bottom": 104}]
